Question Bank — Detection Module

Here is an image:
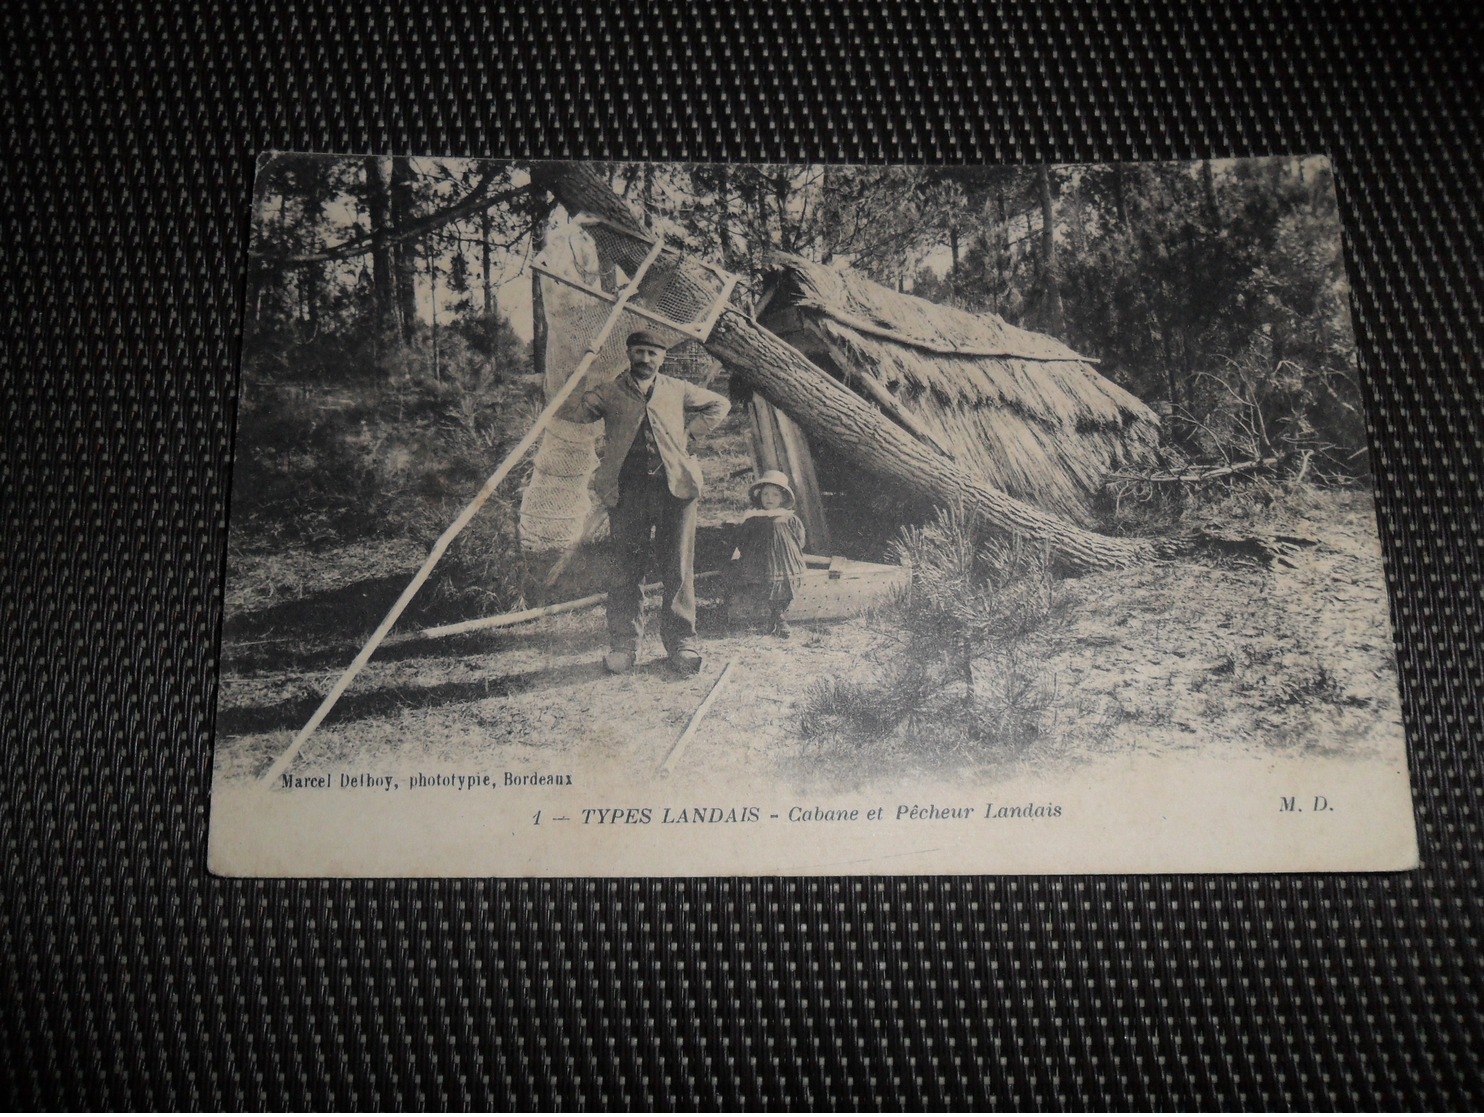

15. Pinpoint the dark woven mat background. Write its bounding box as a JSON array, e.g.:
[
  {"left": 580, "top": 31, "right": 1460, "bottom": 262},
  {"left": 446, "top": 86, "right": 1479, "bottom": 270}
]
[{"left": 3, "top": 1, "right": 1480, "bottom": 1108}]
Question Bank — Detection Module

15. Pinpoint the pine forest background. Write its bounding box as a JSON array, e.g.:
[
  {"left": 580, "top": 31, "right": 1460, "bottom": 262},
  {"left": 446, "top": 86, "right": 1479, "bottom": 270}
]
[{"left": 237, "top": 155, "right": 1361, "bottom": 604}]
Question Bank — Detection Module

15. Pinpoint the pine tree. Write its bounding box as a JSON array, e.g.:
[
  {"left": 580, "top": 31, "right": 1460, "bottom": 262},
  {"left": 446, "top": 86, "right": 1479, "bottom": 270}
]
[{"left": 799, "top": 506, "right": 1063, "bottom": 763}]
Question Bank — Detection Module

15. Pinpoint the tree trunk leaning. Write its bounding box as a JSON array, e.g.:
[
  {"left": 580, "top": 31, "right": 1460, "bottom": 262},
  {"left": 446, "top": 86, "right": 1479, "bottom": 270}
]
[{"left": 707, "top": 311, "right": 1155, "bottom": 571}]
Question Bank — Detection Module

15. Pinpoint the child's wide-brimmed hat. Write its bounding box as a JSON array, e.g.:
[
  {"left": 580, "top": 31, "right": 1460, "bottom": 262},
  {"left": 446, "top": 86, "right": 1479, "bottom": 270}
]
[{"left": 749, "top": 469, "right": 796, "bottom": 507}]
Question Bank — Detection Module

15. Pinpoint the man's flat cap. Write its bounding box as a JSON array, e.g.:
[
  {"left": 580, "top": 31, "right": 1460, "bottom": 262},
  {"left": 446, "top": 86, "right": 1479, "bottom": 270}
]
[{"left": 626, "top": 330, "right": 669, "bottom": 350}]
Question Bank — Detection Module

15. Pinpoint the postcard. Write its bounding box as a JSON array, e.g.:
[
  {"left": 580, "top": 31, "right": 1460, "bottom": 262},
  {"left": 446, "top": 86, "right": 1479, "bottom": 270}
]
[{"left": 208, "top": 154, "right": 1416, "bottom": 875}]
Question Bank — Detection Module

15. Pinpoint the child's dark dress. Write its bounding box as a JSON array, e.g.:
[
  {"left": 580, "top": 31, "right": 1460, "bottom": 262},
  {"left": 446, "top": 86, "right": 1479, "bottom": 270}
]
[{"left": 732, "top": 509, "right": 807, "bottom": 613}]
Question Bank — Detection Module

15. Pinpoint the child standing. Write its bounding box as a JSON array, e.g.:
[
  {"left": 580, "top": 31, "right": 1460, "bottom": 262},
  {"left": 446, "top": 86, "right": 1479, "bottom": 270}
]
[{"left": 730, "top": 469, "right": 808, "bottom": 637}]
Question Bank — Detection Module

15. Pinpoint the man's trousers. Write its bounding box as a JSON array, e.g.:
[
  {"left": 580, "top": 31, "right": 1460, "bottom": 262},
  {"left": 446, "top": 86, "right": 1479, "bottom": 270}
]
[{"left": 606, "top": 476, "right": 699, "bottom": 656}]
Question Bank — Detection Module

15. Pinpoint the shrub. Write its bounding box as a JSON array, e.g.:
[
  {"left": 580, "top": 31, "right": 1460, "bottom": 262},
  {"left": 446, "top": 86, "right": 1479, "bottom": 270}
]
[
  {"left": 797, "top": 506, "right": 1066, "bottom": 775},
  {"left": 401, "top": 493, "right": 533, "bottom": 621}
]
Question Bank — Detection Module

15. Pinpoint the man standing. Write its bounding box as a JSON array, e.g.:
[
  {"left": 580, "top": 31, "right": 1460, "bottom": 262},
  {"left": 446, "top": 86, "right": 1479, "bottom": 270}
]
[{"left": 563, "top": 331, "right": 730, "bottom": 675}]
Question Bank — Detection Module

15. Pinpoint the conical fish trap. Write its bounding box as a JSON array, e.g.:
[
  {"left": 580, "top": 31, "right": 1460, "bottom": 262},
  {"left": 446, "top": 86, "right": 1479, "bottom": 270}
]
[{"left": 517, "top": 417, "right": 603, "bottom": 550}]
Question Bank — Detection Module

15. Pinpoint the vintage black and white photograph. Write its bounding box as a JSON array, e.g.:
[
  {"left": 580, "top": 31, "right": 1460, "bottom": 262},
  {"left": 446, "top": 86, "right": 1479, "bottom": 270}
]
[{"left": 208, "top": 155, "right": 1416, "bottom": 875}]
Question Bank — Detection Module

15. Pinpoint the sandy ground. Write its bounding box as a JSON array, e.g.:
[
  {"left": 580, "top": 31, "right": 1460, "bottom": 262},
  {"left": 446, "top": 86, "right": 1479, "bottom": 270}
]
[{"left": 212, "top": 488, "right": 1404, "bottom": 800}]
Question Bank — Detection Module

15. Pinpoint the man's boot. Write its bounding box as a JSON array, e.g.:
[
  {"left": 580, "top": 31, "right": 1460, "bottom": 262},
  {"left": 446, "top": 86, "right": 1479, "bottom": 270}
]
[
  {"left": 668, "top": 645, "right": 702, "bottom": 676},
  {"left": 604, "top": 646, "right": 637, "bottom": 675}
]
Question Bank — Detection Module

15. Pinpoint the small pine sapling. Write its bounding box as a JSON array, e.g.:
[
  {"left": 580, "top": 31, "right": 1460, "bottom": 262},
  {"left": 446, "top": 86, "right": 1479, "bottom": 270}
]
[{"left": 799, "top": 504, "right": 1066, "bottom": 768}]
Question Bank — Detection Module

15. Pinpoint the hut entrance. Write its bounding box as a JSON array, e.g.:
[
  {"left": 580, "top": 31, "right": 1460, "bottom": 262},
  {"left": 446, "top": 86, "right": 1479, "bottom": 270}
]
[{"left": 745, "top": 394, "right": 832, "bottom": 556}]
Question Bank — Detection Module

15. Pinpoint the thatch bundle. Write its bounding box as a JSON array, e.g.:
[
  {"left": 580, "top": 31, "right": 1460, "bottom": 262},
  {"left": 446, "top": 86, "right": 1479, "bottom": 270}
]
[{"left": 759, "top": 254, "right": 1159, "bottom": 525}]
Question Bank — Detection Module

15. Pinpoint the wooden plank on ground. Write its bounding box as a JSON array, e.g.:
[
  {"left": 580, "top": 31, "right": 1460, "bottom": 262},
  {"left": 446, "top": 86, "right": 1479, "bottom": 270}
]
[{"left": 725, "top": 557, "right": 908, "bottom": 625}]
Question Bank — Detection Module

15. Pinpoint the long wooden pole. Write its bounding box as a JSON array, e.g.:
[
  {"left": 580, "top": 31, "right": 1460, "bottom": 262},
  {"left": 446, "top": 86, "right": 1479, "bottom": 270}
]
[
  {"left": 657, "top": 659, "right": 737, "bottom": 778},
  {"left": 259, "top": 236, "right": 667, "bottom": 786},
  {"left": 396, "top": 571, "right": 719, "bottom": 642},
  {"left": 412, "top": 593, "right": 607, "bottom": 639}
]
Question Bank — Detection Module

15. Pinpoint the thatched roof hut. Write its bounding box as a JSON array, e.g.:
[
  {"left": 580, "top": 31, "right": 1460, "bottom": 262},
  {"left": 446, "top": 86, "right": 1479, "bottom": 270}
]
[{"left": 755, "top": 254, "right": 1158, "bottom": 527}]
